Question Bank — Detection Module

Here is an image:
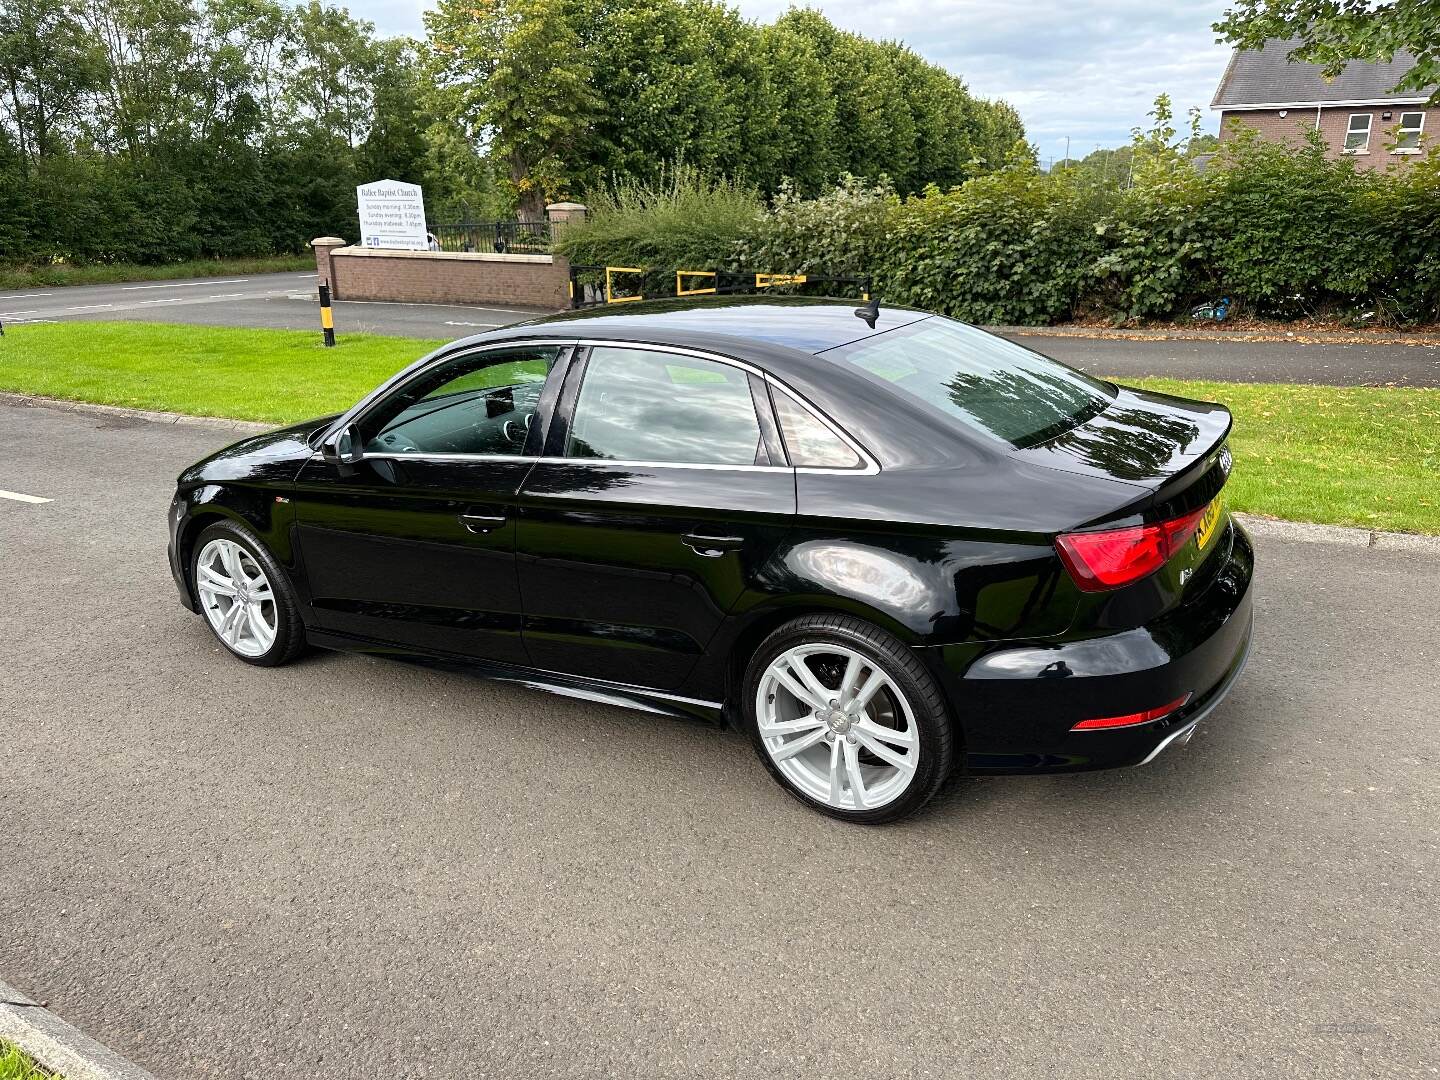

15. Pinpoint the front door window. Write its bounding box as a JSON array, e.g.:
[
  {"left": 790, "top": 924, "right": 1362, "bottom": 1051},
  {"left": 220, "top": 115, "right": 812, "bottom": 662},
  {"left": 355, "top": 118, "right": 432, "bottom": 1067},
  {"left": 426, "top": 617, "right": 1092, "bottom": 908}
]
[{"left": 363, "top": 345, "right": 563, "bottom": 456}]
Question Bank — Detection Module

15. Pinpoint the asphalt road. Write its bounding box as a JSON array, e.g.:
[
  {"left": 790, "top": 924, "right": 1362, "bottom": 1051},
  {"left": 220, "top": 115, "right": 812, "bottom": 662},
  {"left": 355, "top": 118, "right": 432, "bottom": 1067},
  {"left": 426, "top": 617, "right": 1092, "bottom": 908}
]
[
  {"left": 2, "top": 271, "right": 1438, "bottom": 385},
  {"left": 1, "top": 402, "right": 1436, "bottom": 1079},
  {"left": 0, "top": 271, "right": 544, "bottom": 338}
]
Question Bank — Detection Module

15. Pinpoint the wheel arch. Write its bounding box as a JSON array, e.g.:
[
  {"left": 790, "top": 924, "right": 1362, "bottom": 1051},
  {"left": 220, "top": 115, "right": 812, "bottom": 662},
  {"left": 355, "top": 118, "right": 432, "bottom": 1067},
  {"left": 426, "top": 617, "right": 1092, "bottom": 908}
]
[
  {"left": 711, "top": 597, "right": 931, "bottom": 728},
  {"left": 175, "top": 484, "right": 296, "bottom": 597}
]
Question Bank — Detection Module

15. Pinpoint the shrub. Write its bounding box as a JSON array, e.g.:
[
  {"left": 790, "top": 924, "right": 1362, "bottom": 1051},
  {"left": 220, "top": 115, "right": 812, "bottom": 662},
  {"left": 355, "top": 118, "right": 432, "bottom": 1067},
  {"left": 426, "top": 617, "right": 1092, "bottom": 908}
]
[
  {"left": 740, "top": 175, "right": 896, "bottom": 275},
  {"left": 877, "top": 163, "right": 1111, "bottom": 325},
  {"left": 553, "top": 163, "right": 764, "bottom": 269}
]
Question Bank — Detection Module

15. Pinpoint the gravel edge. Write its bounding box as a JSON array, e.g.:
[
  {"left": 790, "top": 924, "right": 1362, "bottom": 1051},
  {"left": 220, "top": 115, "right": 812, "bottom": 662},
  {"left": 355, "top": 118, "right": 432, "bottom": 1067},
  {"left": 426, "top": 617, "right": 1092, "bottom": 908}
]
[{"left": 0, "top": 979, "right": 158, "bottom": 1080}]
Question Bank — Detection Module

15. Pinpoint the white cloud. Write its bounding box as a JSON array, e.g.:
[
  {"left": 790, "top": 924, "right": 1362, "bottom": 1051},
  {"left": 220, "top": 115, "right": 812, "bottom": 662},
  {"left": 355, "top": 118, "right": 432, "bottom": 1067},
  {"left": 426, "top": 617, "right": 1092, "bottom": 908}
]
[{"left": 355, "top": 0, "right": 1234, "bottom": 164}]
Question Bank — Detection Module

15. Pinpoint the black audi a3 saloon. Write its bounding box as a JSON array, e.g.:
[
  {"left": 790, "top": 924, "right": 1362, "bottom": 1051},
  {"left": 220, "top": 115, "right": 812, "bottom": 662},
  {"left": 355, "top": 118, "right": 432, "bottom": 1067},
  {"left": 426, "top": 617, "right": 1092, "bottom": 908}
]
[{"left": 169, "top": 297, "right": 1253, "bottom": 822}]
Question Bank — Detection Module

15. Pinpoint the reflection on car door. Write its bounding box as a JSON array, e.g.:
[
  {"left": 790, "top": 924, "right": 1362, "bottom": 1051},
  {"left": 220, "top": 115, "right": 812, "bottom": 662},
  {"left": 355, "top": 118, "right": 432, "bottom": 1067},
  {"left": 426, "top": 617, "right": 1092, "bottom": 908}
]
[
  {"left": 292, "top": 344, "right": 568, "bottom": 664},
  {"left": 515, "top": 345, "right": 796, "bottom": 692}
]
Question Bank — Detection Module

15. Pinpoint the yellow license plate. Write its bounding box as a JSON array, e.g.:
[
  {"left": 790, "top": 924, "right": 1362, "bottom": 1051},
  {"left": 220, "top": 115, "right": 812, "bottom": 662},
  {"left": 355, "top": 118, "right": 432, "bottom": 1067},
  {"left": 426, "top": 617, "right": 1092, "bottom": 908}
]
[{"left": 1195, "top": 497, "right": 1224, "bottom": 550}]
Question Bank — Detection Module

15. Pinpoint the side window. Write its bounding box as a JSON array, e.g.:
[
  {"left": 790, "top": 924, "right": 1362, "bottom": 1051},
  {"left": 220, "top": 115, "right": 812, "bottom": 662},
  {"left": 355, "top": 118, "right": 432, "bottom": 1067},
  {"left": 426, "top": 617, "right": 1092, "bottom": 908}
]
[
  {"left": 772, "top": 388, "right": 863, "bottom": 469},
  {"left": 1344, "top": 113, "right": 1372, "bottom": 151},
  {"left": 567, "top": 347, "right": 762, "bottom": 466},
  {"left": 1396, "top": 111, "right": 1424, "bottom": 151},
  {"left": 362, "top": 345, "right": 562, "bottom": 456}
]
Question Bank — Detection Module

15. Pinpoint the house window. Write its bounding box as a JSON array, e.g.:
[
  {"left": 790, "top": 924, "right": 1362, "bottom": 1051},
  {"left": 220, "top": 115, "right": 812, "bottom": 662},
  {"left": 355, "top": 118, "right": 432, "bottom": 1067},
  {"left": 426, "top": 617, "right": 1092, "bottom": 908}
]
[
  {"left": 1395, "top": 111, "right": 1425, "bottom": 152},
  {"left": 1344, "top": 113, "right": 1372, "bottom": 152}
]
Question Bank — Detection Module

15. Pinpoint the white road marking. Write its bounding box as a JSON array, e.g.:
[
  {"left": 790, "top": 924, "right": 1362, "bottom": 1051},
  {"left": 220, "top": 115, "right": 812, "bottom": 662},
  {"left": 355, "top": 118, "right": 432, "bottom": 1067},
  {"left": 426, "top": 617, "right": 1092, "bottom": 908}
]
[
  {"left": 138, "top": 298, "right": 185, "bottom": 305},
  {"left": 120, "top": 278, "right": 250, "bottom": 291},
  {"left": 0, "top": 293, "right": 53, "bottom": 299},
  {"left": 444, "top": 320, "right": 503, "bottom": 328},
  {"left": 0, "top": 310, "right": 40, "bottom": 317},
  {"left": 0, "top": 489, "right": 52, "bottom": 504},
  {"left": 208, "top": 293, "right": 245, "bottom": 299}
]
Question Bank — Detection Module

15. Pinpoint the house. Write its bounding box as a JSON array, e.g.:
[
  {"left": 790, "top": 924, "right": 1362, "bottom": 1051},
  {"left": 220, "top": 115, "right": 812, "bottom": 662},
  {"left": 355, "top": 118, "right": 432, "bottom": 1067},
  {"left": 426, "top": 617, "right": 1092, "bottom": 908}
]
[{"left": 1212, "top": 38, "right": 1438, "bottom": 168}]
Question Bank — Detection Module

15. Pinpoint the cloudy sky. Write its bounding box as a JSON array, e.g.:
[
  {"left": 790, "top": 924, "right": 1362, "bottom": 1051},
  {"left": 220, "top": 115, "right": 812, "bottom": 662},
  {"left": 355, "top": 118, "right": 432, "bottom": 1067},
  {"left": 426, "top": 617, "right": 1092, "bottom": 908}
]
[{"left": 352, "top": 0, "right": 1235, "bottom": 165}]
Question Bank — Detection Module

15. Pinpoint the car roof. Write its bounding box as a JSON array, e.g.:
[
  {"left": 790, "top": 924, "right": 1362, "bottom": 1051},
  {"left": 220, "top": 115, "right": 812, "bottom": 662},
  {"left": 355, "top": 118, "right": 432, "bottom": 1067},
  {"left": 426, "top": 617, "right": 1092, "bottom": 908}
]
[
  {"left": 433, "top": 295, "right": 979, "bottom": 470},
  {"left": 468, "top": 295, "right": 930, "bottom": 362}
]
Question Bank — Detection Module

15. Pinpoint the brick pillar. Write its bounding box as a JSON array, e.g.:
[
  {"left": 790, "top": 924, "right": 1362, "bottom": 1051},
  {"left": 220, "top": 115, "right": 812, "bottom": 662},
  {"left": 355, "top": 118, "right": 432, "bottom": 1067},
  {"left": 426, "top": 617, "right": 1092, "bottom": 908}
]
[
  {"left": 311, "top": 236, "right": 346, "bottom": 297},
  {"left": 545, "top": 202, "right": 587, "bottom": 229}
]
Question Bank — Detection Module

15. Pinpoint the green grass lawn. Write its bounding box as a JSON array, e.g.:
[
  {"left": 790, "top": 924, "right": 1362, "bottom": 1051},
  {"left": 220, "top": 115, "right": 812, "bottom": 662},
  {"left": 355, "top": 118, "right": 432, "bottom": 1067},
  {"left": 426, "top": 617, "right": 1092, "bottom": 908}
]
[
  {"left": 0, "top": 255, "right": 313, "bottom": 291},
  {"left": 1, "top": 321, "right": 1435, "bottom": 534},
  {"left": 0, "top": 321, "right": 441, "bottom": 422},
  {"left": 0, "top": 1040, "right": 57, "bottom": 1080},
  {"left": 1126, "top": 378, "right": 1439, "bottom": 536}
]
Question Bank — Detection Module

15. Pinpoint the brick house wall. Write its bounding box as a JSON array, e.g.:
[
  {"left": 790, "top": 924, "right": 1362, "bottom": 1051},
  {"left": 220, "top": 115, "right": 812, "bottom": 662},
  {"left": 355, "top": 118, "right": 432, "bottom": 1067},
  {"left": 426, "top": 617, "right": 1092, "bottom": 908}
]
[
  {"left": 1218, "top": 104, "right": 1438, "bottom": 169},
  {"left": 312, "top": 242, "right": 571, "bottom": 310}
]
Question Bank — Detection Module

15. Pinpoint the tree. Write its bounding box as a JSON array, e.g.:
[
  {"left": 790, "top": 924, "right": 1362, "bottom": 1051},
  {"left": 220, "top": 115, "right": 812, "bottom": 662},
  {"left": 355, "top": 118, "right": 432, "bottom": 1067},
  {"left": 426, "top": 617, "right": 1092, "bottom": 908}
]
[
  {"left": 0, "top": 0, "right": 104, "bottom": 168},
  {"left": 1215, "top": 1, "right": 1440, "bottom": 104},
  {"left": 424, "top": 0, "right": 598, "bottom": 217}
]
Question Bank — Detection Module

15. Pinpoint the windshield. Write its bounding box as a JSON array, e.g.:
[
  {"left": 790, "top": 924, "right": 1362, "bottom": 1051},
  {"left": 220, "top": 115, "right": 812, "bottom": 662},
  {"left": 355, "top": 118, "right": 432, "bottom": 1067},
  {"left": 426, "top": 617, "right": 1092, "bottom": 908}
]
[{"left": 823, "top": 317, "right": 1115, "bottom": 448}]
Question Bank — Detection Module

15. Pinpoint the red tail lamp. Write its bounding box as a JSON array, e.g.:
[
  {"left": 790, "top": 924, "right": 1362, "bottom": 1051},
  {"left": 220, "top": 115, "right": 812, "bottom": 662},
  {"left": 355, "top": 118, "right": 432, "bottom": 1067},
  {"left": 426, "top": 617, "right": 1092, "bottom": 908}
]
[{"left": 1071, "top": 693, "right": 1193, "bottom": 731}]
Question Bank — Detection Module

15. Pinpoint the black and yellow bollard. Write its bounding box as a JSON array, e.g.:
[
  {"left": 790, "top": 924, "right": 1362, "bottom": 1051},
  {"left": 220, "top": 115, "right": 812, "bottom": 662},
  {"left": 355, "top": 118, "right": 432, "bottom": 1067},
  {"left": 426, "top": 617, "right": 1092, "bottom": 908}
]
[{"left": 318, "top": 283, "right": 336, "bottom": 347}]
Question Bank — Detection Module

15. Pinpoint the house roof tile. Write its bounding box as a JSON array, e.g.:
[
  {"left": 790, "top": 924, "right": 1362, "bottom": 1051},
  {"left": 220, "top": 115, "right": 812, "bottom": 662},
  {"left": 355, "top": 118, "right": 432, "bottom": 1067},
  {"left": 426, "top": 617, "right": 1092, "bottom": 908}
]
[{"left": 1212, "top": 38, "right": 1435, "bottom": 108}]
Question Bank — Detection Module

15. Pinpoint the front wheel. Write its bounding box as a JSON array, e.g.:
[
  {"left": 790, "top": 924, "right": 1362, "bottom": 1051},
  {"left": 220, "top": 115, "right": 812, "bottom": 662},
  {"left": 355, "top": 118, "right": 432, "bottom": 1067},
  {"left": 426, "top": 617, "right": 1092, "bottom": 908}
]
[
  {"left": 191, "top": 521, "right": 305, "bottom": 667},
  {"left": 741, "top": 614, "right": 957, "bottom": 823}
]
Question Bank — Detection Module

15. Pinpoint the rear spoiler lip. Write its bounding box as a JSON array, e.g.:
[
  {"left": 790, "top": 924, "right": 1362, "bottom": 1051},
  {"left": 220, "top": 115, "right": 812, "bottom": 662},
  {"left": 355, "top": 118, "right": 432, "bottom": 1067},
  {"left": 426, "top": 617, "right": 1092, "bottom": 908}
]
[{"left": 1090, "top": 413, "right": 1234, "bottom": 529}]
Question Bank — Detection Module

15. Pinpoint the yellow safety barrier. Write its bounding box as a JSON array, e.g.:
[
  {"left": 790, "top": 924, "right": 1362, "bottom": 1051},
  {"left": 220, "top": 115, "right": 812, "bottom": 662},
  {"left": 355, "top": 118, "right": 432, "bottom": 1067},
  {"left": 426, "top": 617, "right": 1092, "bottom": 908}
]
[
  {"left": 675, "top": 270, "right": 718, "bottom": 297},
  {"left": 605, "top": 266, "right": 647, "bottom": 304},
  {"left": 755, "top": 273, "right": 808, "bottom": 289}
]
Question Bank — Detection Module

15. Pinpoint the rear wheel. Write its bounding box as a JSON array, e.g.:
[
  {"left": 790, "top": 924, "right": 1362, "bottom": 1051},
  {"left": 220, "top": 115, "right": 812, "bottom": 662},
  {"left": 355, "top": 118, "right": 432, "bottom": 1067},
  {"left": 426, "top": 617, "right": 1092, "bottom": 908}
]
[{"left": 741, "top": 614, "right": 956, "bottom": 823}]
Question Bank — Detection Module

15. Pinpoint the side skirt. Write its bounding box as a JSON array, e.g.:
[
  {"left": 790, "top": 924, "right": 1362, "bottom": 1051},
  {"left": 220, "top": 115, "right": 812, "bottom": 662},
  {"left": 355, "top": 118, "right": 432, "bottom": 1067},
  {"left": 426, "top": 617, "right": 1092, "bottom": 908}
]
[{"left": 304, "top": 629, "right": 728, "bottom": 726}]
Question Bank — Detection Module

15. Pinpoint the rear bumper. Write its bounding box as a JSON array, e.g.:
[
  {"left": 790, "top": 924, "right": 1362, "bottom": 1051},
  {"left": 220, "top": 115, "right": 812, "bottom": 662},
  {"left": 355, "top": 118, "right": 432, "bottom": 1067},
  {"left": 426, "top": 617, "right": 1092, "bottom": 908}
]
[{"left": 935, "top": 520, "right": 1254, "bottom": 774}]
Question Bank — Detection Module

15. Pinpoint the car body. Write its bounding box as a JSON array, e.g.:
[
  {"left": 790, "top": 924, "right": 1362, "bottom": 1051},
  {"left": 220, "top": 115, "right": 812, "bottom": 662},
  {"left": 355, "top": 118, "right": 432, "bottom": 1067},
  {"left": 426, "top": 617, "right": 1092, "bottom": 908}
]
[{"left": 169, "top": 297, "right": 1253, "bottom": 817}]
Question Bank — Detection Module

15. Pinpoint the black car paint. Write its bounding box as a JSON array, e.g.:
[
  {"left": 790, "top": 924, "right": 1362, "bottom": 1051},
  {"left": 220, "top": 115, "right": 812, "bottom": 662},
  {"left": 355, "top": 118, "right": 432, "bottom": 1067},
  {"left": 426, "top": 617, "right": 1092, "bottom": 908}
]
[{"left": 169, "top": 298, "right": 1253, "bottom": 772}]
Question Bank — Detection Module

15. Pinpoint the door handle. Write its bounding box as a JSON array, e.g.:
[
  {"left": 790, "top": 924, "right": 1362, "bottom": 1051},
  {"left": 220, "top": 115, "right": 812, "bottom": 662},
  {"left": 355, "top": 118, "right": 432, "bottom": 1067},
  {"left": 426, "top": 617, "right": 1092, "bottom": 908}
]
[
  {"left": 682, "top": 533, "right": 744, "bottom": 557},
  {"left": 459, "top": 513, "right": 507, "bottom": 534}
]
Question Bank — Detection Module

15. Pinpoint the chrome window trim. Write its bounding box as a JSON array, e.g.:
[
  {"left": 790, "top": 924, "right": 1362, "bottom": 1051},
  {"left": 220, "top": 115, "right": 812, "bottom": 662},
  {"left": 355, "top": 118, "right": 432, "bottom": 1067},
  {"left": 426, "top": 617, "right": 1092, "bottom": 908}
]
[
  {"left": 335, "top": 336, "right": 880, "bottom": 475},
  {"left": 362, "top": 451, "right": 792, "bottom": 473}
]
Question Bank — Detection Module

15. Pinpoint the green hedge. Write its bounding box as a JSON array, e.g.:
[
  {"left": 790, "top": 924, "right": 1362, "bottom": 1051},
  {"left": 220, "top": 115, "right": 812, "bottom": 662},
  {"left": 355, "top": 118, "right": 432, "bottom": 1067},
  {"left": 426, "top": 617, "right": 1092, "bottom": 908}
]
[{"left": 556, "top": 131, "right": 1440, "bottom": 326}]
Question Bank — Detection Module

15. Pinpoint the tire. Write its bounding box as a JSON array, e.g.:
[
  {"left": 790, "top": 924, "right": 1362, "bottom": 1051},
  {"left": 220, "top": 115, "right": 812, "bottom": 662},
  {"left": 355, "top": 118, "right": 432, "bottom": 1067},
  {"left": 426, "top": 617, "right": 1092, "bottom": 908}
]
[
  {"left": 740, "top": 613, "right": 957, "bottom": 824},
  {"left": 190, "top": 520, "right": 306, "bottom": 667}
]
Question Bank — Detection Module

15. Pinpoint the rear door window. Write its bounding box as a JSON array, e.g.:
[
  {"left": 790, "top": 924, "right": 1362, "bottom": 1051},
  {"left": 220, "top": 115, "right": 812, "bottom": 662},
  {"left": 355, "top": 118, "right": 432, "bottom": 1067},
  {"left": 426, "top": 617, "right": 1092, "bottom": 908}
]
[{"left": 566, "top": 347, "right": 763, "bottom": 466}]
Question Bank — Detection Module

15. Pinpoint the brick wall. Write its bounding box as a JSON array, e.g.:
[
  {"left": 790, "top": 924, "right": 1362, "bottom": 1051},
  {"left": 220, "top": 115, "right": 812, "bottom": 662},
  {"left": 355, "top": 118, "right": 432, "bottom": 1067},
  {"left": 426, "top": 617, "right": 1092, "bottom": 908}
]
[
  {"left": 1219, "top": 105, "right": 1438, "bottom": 170},
  {"left": 311, "top": 243, "right": 570, "bottom": 310}
]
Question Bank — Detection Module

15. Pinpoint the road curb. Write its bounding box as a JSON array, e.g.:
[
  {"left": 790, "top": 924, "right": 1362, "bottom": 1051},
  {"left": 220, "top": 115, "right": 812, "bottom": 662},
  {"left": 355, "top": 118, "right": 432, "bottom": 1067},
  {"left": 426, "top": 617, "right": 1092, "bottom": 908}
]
[
  {"left": 0, "top": 391, "right": 270, "bottom": 434},
  {"left": 0, "top": 979, "right": 159, "bottom": 1080},
  {"left": 987, "top": 325, "right": 1440, "bottom": 346},
  {"left": 1235, "top": 513, "right": 1440, "bottom": 555}
]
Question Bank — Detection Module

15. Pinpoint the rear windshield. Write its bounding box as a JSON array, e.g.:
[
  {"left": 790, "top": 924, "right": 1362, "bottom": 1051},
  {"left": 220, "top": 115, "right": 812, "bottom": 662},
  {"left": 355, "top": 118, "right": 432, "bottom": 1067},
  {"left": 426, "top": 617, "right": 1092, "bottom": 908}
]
[{"left": 824, "top": 317, "right": 1115, "bottom": 448}]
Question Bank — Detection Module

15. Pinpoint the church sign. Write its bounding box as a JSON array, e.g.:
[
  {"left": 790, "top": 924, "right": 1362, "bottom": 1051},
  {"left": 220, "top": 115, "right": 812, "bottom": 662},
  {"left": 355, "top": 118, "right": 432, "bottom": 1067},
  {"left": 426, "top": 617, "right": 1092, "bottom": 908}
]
[{"left": 356, "top": 179, "right": 428, "bottom": 250}]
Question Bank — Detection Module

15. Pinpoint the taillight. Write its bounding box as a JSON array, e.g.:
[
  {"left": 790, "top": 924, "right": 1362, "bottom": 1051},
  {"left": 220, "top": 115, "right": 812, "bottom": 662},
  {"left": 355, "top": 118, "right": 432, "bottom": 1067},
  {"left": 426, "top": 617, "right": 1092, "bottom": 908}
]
[
  {"left": 1056, "top": 504, "right": 1209, "bottom": 592},
  {"left": 1071, "top": 693, "right": 1192, "bottom": 731}
]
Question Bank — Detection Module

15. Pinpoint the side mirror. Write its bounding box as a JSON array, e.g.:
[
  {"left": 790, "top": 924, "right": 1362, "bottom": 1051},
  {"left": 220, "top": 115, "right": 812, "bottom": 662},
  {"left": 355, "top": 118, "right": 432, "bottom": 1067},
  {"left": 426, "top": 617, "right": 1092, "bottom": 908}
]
[{"left": 320, "top": 424, "right": 364, "bottom": 470}]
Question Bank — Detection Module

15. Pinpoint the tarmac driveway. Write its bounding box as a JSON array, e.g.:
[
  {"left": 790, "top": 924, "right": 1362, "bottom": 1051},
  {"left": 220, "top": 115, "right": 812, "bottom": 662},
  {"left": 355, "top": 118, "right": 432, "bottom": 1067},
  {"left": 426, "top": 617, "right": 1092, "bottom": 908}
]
[{"left": 0, "top": 402, "right": 1435, "bottom": 1078}]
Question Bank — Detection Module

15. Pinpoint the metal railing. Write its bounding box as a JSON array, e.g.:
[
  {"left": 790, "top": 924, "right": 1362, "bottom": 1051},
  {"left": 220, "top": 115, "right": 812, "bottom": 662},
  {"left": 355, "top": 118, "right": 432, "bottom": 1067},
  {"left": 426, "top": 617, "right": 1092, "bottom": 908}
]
[
  {"left": 568, "top": 265, "right": 873, "bottom": 308},
  {"left": 427, "top": 220, "right": 554, "bottom": 255}
]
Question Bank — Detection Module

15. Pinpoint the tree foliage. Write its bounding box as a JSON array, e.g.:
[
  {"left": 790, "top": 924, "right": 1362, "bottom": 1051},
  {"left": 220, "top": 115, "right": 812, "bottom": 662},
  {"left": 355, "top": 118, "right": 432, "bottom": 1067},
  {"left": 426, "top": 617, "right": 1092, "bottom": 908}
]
[
  {"left": 1215, "top": 1, "right": 1440, "bottom": 104},
  {"left": 422, "top": 0, "right": 1028, "bottom": 207},
  {"left": 556, "top": 97, "right": 1440, "bottom": 327},
  {"left": 0, "top": 0, "right": 438, "bottom": 264}
]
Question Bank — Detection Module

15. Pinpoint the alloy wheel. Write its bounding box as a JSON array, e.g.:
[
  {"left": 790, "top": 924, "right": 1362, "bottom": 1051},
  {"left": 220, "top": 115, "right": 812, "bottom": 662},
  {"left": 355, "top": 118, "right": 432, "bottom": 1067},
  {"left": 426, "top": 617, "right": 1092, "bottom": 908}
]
[
  {"left": 196, "top": 538, "right": 278, "bottom": 658},
  {"left": 755, "top": 643, "right": 920, "bottom": 811}
]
